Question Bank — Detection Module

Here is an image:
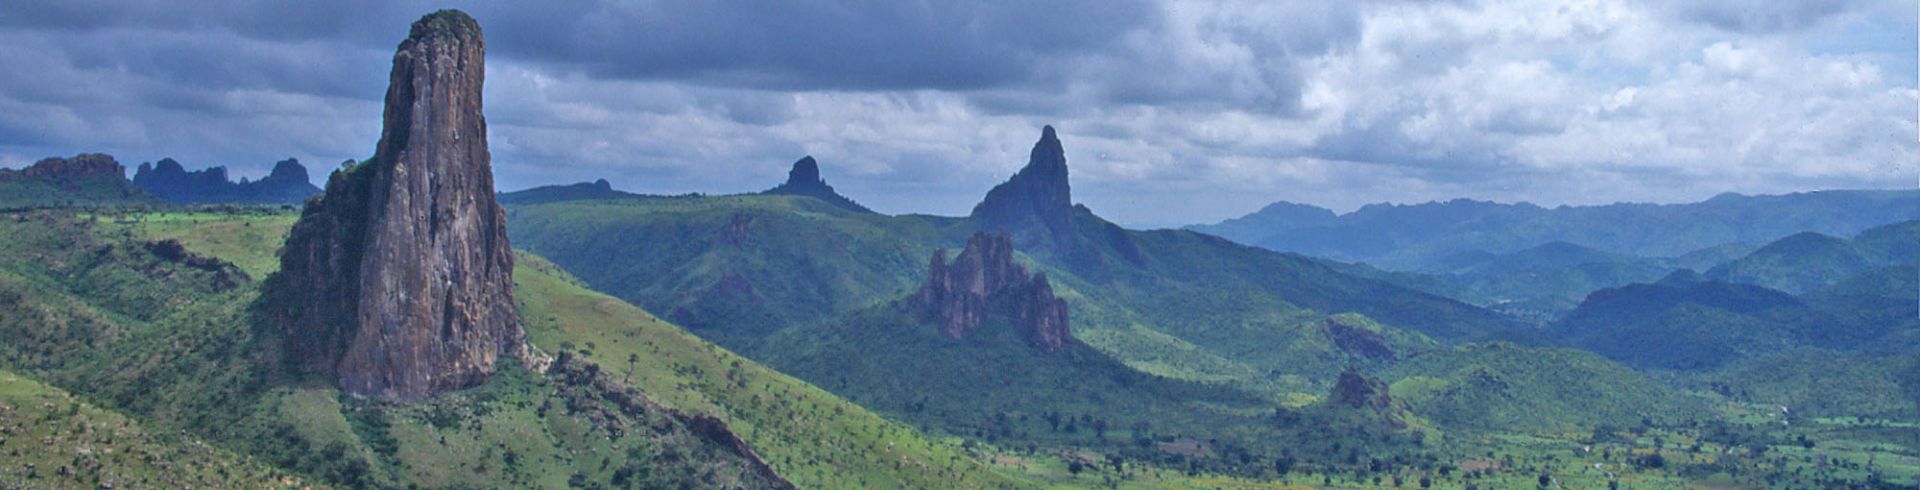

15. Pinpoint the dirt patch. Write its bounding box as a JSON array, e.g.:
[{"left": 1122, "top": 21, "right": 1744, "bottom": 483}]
[
  {"left": 1460, "top": 460, "right": 1501, "bottom": 472},
  {"left": 1157, "top": 438, "right": 1213, "bottom": 457}
]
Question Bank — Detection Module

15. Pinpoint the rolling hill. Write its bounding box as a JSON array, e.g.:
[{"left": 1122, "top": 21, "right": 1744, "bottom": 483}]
[{"left": 0, "top": 154, "right": 158, "bottom": 210}]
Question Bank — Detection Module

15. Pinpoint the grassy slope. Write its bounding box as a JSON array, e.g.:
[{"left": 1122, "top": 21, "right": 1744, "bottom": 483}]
[
  {"left": 508, "top": 195, "right": 1509, "bottom": 397},
  {"left": 0, "top": 369, "right": 310, "bottom": 489},
  {"left": 96, "top": 210, "right": 299, "bottom": 278},
  {"left": 0, "top": 173, "right": 158, "bottom": 210},
  {"left": 1383, "top": 343, "right": 1702, "bottom": 432},
  {"left": 1, "top": 210, "right": 1027, "bottom": 489},
  {"left": 9, "top": 208, "right": 1915, "bottom": 489},
  {"left": 516, "top": 253, "right": 1028, "bottom": 489}
]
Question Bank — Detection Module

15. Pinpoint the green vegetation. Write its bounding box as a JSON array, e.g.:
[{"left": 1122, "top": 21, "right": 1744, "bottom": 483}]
[
  {"left": 515, "top": 252, "right": 1028, "bottom": 489},
  {"left": 0, "top": 168, "right": 157, "bottom": 210},
  {"left": 0, "top": 369, "right": 310, "bottom": 488},
  {"left": 1384, "top": 343, "right": 1702, "bottom": 431},
  {"left": 0, "top": 209, "right": 1020, "bottom": 489}
]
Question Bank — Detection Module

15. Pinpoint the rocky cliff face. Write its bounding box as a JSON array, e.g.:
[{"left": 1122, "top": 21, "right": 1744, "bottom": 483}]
[
  {"left": 970, "top": 126, "right": 1078, "bottom": 254},
  {"left": 760, "top": 156, "right": 872, "bottom": 213},
  {"left": 267, "top": 9, "right": 521, "bottom": 401},
  {"left": 907, "top": 232, "right": 1072, "bottom": 352}
]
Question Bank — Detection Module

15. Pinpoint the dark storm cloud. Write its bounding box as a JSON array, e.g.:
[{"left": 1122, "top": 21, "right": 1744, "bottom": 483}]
[
  {"left": 0, "top": 0, "right": 1912, "bottom": 225},
  {"left": 474, "top": 1, "right": 1159, "bottom": 92}
]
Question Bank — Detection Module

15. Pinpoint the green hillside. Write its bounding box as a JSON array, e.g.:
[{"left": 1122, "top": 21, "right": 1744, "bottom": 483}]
[
  {"left": 515, "top": 253, "right": 1027, "bottom": 489},
  {"left": 1708, "top": 220, "right": 1920, "bottom": 294},
  {"left": 0, "top": 369, "right": 311, "bottom": 489},
  {"left": 1383, "top": 343, "right": 1702, "bottom": 432},
  {"left": 507, "top": 193, "right": 1514, "bottom": 390},
  {"left": 0, "top": 154, "right": 159, "bottom": 210},
  {"left": 1548, "top": 269, "right": 1859, "bottom": 370},
  {"left": 0, "top": 209, "right": 1026, "bottom": 489}
]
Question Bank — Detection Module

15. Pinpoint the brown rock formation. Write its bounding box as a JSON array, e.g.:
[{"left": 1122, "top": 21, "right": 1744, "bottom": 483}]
[
  {"left": 1327, "top": 368, "right": 1407, "bottom": 429},
  {"left": 908, "top": 232, "right": 1072, "bottom": 352},
  {"left": 1329, "top": 368, "right": 1394, "bottom": 411},
  {"left": 1326, "top": 316, "right": 1396, "bottom": 360},
  {"left": 267, "top": 10, "right": 521, "bottom": 401}
]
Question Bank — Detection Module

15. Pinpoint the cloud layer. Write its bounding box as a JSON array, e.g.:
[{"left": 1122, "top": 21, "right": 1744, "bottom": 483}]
[{"left": 0, "top": 0, "right": 1912, "bottom": 225}]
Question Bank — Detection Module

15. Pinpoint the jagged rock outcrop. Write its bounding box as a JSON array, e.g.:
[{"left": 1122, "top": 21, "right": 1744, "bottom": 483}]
[
  {"left": 266, "top": 10, "right": 521, "bottom": 401},
  {"left": 1325, "top": 316, "right": 1396, "bottom": 360},
  {"left": 1327, "top": 368, "right": 1407, "bottom": 429},
  {"left": 970, "top": 126, "right": 1079, "bottom": 254},
  {"left": 133, "top": 157, "right": 320, "bottom": 204},
  {"left": 907, "top": 232, "right": 1072, "bottom": 352},
  {"left": 760, "top": 156, "right": 872, "bottom": 213}
]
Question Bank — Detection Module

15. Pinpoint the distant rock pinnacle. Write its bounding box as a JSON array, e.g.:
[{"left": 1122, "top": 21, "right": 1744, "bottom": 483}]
[
  {"left": 970, "top": 126, "right": 1078, "bottom": 255},
  {"left": 760, "top": 156, "right": 873, "bottom": 213},
  {"left": 267, "top": 9, "right": 522, "bottom": 401}
]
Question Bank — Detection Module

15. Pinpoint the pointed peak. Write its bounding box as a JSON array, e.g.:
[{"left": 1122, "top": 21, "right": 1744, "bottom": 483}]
[
  {"left": 969, "top": 126, "right": 1074, "bottom": 249},
  {"left": 1028, "top": 125, "right": 1065, "bottom": 173},
  {"left": 787, "top": 156, "right": 822, "bottom": 186},
  {"left": 761, "top": 155, "right": 873, "bottom": 213}
]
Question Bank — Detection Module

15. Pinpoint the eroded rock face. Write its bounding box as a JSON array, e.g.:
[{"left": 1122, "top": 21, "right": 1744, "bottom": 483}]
[
  {"left": 1326, "top": 317, "right": 1395, "bottom": 360},
  {"left": 268, "top": 10, "right": 521, "bottom": 401},
  {"left": 908, "top": 232, "right": 1072, "bottom": 352},
  {"left": 1330, "top": 369, "right": 1394, "bottom": 411},
  {"left": 760, "top": 156, "right": 872, "bottom": 213}
]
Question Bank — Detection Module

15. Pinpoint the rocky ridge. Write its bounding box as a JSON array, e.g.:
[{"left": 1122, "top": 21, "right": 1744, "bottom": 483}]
[{"left": 133, "top": 158, "right": 321, "bottom": 205}]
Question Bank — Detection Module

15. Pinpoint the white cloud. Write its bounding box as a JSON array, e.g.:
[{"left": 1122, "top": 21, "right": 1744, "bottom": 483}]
[{"left": 0, "top": 0, "right": 1910, "bottom": 225}]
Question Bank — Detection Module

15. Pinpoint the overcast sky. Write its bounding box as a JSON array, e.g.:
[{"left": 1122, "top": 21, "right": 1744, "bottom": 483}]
[{"left": 0, "top": 1, "right": 1913, "bottom": 226}]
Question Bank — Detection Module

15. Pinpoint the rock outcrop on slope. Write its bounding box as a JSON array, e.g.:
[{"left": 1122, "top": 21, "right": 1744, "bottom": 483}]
[
  {"left": 1326, "top": 368, "right": 1408, "bottom": 429},
  {"left": 266, "top": 9, "right": 522, "bottom": 401},
  {"left": 760, "top": 156, "right": 872, "bottom": 213},
  {"left": 133, "top": 158, "right": 321, "bottom": 205},
  {"left": 970, "top": 126, "right": 1078, "bottom": 254},
  {"left": 907, "top": 231, "right": 1072, "bottom": 352}
]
